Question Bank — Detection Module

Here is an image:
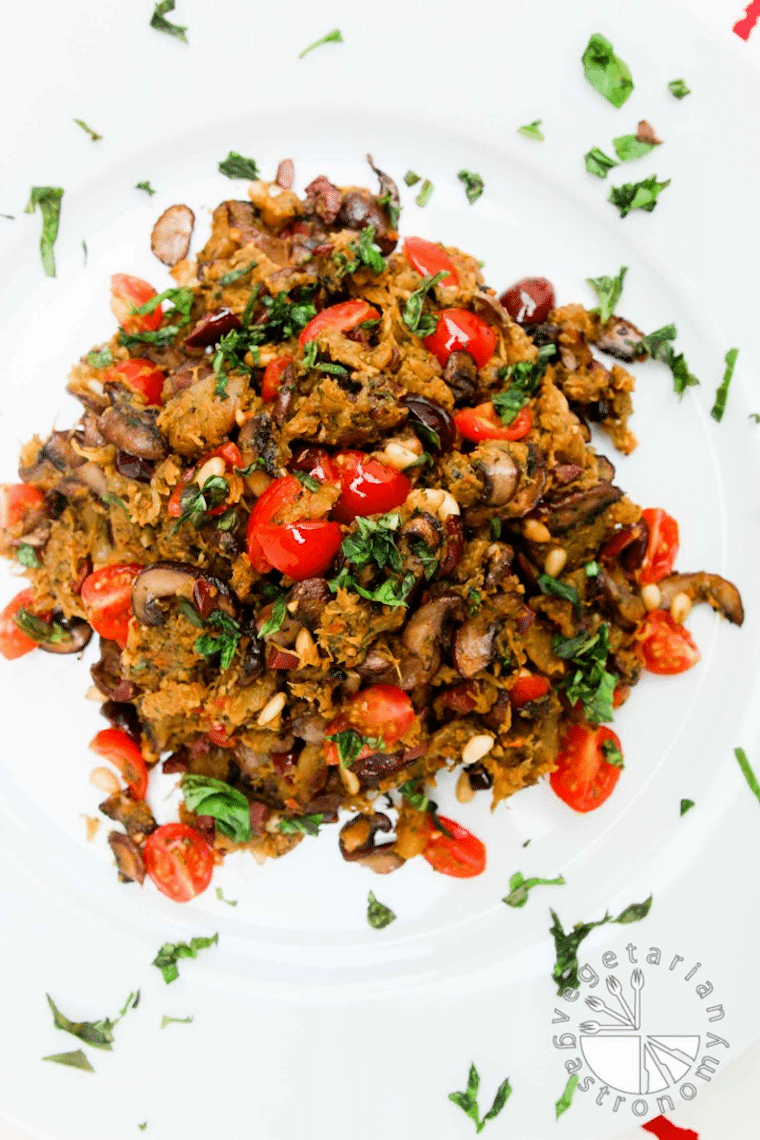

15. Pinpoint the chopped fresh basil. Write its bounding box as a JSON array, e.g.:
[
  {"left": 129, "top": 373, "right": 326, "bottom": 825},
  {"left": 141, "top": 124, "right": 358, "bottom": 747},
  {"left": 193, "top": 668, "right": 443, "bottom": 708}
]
[
  {"left": 73, "top": 118, "right": 102, "bottom": 142},
  {"left": 749, "top": 414, "right": 760, "bottom": 424},
  {"left": 367, "top": 891, "right": 396, "bottom": 929},
  {"left": 336, "top": 225, "right": 386, "bottom": 277},
  {"left": 160, "top": 1015, "right": 193, "bottom": 1029},
  {"left": 412, "top": 541, "right": 438, "bottom": 580},
  {"left": 553, "top": 625, "right": 616, "bottom": 725},
  {"left": 43, "top": 1049, "right": 94, "bottom": 1072},
  {"left": 448, "top": 1063, "right": 513, "bottom": 1133},
  {"left": 341, "top": 512, "right": 402, "bottom": 574},
  {"left": 279, "top": 813, "right": 324, "bottom": 837},
  {"left": 503, "top": 871, "right": 565, "bottom": 908},
  {"left": 586, "top": 265, "right": 627, "bottom": 325},
  {"left": 668, "top": 78, "right": 691, "bottom": 99},
  {"left": 518, "top": 120, "right": 544, "bottom": 141},
  {"left": 399, "top": 779, "right": 453, "bottom": 838},
  {"left": 258, "top": 594, "right": 287, "bottom": 638},
  {"left": 585, "top": 560, "right": 600, "bottom": 577},
  {"left": 325, "top": 727, "right": 383, "bottom": 768},
  {"left": 182, "top": 775, "right": 251, "bottom": 843},
  {"left": 467, "top": 587, "right": 482, "bottom": 616},
  {"left": 636, "top": 324, "right": 700, "bottom": 397},
  {"left": 103, "top": 493, "right": 131, "bottom": 518},
  {"left": 194, "top": 610, "right": 242, "bottom": 672},
  {"left": 555, "top": 1074, "right": 579, "bottom": 1120},
  {"left": 458, "top": 170, "right": 484, "bottom": 204},
  {"left": 711, "top": 347, "right": 739, "bottom": 422},
  {"left": 135, "top": 181, "right": 156, "bottom": 195},
  {"left": 235, "top": 458, "right": 267, "bottom": 476},
  {"left": 171, "top": 474, "right": 229, "bottom": 534},
  {"left": 415, "top": 179, "right": 434, "bottom": 208},
  {"left": 600, "top": 737, "right": 624, "bottom": 768},
  {"left": 608, "top": 175, "right": 671, "bottom": 218},
  {"left": 218, "top": 261, "right": 257, "bottom": 287},
  {"left": 138, "top": 1125, "right": 147, "bottom": 1131},
  {"left": 253, "top": 287, "right": 316, "bottom": 343},
  {"left": 584, "top": 147, "right": 618, "bottom": 178},
  {"left": 490, "top": 518, "right": 502, "bottom": 540},
  {"left": 215, "top": 887, "right": 238, "bottom": 906},
  {"left": 550, "top": 896, "right": 652, "bottom": 991},
  {"left": 734, "top": 747, "right": 760, "bottom": 804},
  {"left": 402, "top": 269, "right": 446, "bottom": 337},
  {"left": 581, "top": 33, "right": 634, "bottom": 107},
  {"left": 218, "top": 151, "right": 260, "bottom": 180},
  {"left": 150, "top": 0, "right": 187, "bottom": 42},
  {"left": 493, "top": 345, "right": 555, "bottom": 425},
  {"left": 293, "top": 472, "right": 320, "bottom": 494},
  {"left": 298, "top": 28, "right": 343, "bottom": 58},
  {"left": 14, "top": 609, "right": 68, "bottom": 646},
  {"left": 25, "top": 186, "right": 64, "bottom": 277},
  {"left": 403, "top": 170, "right": 421, "bottom": 186},
  {"left": 537, "top": 574, "right": 581, "bottom": 615},
  {"left": 152, "top": 935, "right": 218, "bottom": 984},
  {"left": 613, "top": 133, "right": 657, "bottom": 162},
  {"left": 176, "top": 598, "right": 205, "bottom": 629},
  {"left": 680, "top": 798, "right": 695, "bottom": 817},
  {"left": 46, "top": 990, "right": 138, "bottom": 1052},
  {"left": 330, "top": 569, "right": 416, "bottom": 609},
  {"left": 17, "top": 544, "right": 41, "bottom": 568}
]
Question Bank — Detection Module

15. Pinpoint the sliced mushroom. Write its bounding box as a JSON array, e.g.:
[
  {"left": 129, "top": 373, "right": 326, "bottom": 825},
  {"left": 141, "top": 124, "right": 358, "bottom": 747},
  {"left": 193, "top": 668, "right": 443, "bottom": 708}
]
[
  {"left": 97, "top": 404, "right": 168, "bottom": 461},
  {"left": 39, "top": 615, "right": 93, "bottom": 655},
  {"left": 538, "top": 481, "right": 622, "bottom": 534},
  {"left": 131, "top": 562, "right": 234, "bottom": 627},
  {"left": 100, "top": 700, "right": 142, "bottom": 740},
  {"left": 400, "top": 395, "right": 456, "bottom": 452},
  {"left": 290, "top": 714, "right": 326, "bottom": 745},
  {"left": 339, "top": 811, "right": 404, "bottom": 873},
  {"left": 239, "top": 633, "right": 265, "bottom": 684},
  {"left": 473, "top": 443, "right": 520, "bottom": 507},
  {"left": 595, "top": 566, "right": 645, "bottom": 631},
  {"left": 286, "top": 578, "right": 331, "bottom": 631},
  {"left": 594, "top": 316, "right": 646, "bottom": 363},
  {"left": 355, "top": 647, "right": 398, "bottom": 685},
  {"left": 656, "top": 572, "right": 744, "bottom": 626},
  {"left": 151, "top": 204, "right": 195, "bottom": 266},
  {"left": 485, "top": 542, "right": 515, "bottom": 589},
  {"left": 237, "top": 412, "right": 278, "bottom": 476},
  {"left": 337, "top": 190, "right": 396, "bottom": 255},
  {"left": 366, "top": 154, "right": 400, "bottom": 243},
  {"left": 184, "top": 307, "right": 242, "bottom": 348},
  {"left": 115, "top": 450, "right": 154, "bottom": 484},
  {"left": 108, "top": 831, "right": 145, "bottom": 884},
  {"left": 401, "top": 593, "right": 464, "bottom": 684},
  {"left": 452, "top": 611, "right": 500, "bottom": 678},
  {"left": 470, "top": 291, "right": 512, "bottom": 332},
  {"left": 303, "top": 175, "right": 342, "bottom": 224},
  {"left": 442, "top": 350, "right": 479, "bottom": 406},
  {"left": 91, "top": 638, "right": 126, "bottom": 698},
  {"left": 99, "top": 792, "right": 157, "bottom": 837}
]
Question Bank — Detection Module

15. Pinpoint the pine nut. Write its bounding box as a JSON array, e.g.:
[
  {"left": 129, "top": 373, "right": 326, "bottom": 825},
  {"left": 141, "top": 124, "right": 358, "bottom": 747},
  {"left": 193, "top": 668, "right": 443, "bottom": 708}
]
[
  {"left": 455, "top": 771, "right": 475, "bottom": 803},
  {"left": 89, "top": 767, "right": 120, "bottom": 795},
  {"left": 670, "top": 591, "right": 692, "bottom": 625},
  {"left": 439, "top": 491, "right": 461, "bottom": 519},
  {"left": 286, "top": 600, "right": 299, "bottom": 613},
  {"left": 461, "top": 734, "right": 495, "bottom": 767},
  {"left": 523, "top": 519, "right": 552, "bottom": 544},
  {"left": 295, "top": 626, "right": 319, "bottom": 667},
  {"left": 195, "top": 456, "right": 226, "bottom": 486},
  {"left": 257, "top": 691, "right": 287, "bottom": 727},
  {"left": 383, "top": 441, "right": 421, "bottom": 470},
  {"left": 407, "top": 488, "right": 445, "bottom": 513},
  {"left": 641, "top": 583, "right": 662, "bottom": 612},
  {"left": 82, "top": 814, "right": 100, "bottom": 842},
  {"left": 339, "top": 766, "right": 361, "bottom": 796},
  {"left": 544, "top": 547, "right": 567, "bottom": 578}
]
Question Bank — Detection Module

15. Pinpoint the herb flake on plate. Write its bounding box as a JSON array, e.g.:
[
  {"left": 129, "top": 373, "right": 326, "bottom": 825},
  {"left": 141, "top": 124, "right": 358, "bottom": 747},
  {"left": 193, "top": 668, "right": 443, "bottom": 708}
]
[
  {"left": 735, "top": 747, "right": 760, "bottom": 804},
  {"left": 612, "top": 133, "right": 659, "bottom": 162},
  {"left": 46, "top": 990, "right": 138, "bottom": 1051},
  {"left": 680, "top": 798, "right": 695, "bottom": 817},
  {"left": 415, "top": 179, "right": 434, "bottom": 207},
  {"left": 503, "top": 871, "right": 565, "bottom": 908},
  {"left": 584, "top": 147, "right": 618, "bottom": 178},
  {"left": 669, "top": 78, "right": 691, "bottom": 99},
  {"left": 403, "top": 270, "right": 447, "bottom": 337},
  {"left": 150, "top": 0, "right": 187, "bottom": 42},
  {"left": 215, "top": 887, "right": 238, "bottom": 906},
  {"left": 608, "top": 175, "right": 671, "bottom": 218},
  {"left": 636, "top": 324, "right": 700, "bottom": 397},
  {"left": 403, "top": 170, "right": 421, "bottom": 186},
  {"left": 25, "top": 187, "right": 64, "bottom": 277},
  {"left": 550, "top": 895, "right": 652, "bottom": 992},
  {"left": 711, "top": 347, "right": 739, "bottom": 422},
  {"left": 160, "top": 1014, "right": 193, "bottom": 1029},
  {"left": 518, "top": 119, "right": 544, "bottom": 141},
  {"left": 448, "top": 1063, "right": 513, "bottom": 1133},
  {"left": 298, "top": 28, "right": 343, "bottom": 58},
  {"left": 586, "top": 265, "right": 627, "bottom": 324},
  {"left": 182, "top": 775, "right": 252, "bottom": 843},
  {"left": 43, "top": 1049, "right": 94, "bottom": 1073},
  {"left": 218, "top": 151, "right": 260, "bottom": 180},
  {"left": 73, "top": 118, "right": 102, "bottom": 142},
  {"left": 555, "top": 1073, "right": 579, "bottom": 1119},
  {"left": 279, "top": 813, "right": 324, "bottom": 837},
  {"left": 17, "top": 543, "right": 41, "bottom": 568},
  {"left": 152, "top": 934, "right": 219, "bottom": 984},
  {"left": 136, "top": 181, "right": 156, "bottom": 195},
  {"left": 367, "top": 891, "right": 396, "bottom": 929},
  {"left": 581, "top": 33, "right": 634, "bottom": 107}
]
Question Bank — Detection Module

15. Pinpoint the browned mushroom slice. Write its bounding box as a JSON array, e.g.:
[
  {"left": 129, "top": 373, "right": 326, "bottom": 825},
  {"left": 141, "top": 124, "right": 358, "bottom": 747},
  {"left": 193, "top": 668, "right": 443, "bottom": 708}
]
[
  {"left": 442, "top": 350, "right": 479, "bottom": 406},
  {"left": 115, "top": 451, "right": 154, "bottom": 484},
  {"left": 401, "top": 594, "right": 464, "bottom": 684},
  {"left": 594, "top": 316, "right": 646, "bottom": 363},
  {"left": 656, "top": 572, "right": 744, "bottom": 626},
  {"left": 594, "top": 566, "right": 645, "bottom": 631},
  {"left": 366, "top": 155, "right": 400, "bottom": 247},
  {"left": 470, "top": 291, "right": 512, "bottom": 332},
  {"left": 538, "top": 481, "right": 622, "bottom": 534},
  {"left": 286, "top": 577, "right": 331, "bottom": 631},
  {"left": 131, "top": 562, "right": 235, "bottom": 627},
  {"left": 39, "top": 615, "right": 93, "bottom": 655},
  {"left": 184, "top": 307, "right": 242, "bottom": 349},
  {"left": 100, "top": 699, "right": 142, "bottom": 740},
  {"left": 400, "top": 395, "right": 456, "bottom": 452},
  {"left": 97, "top": 404, "right": 168, "bottom": 461},
  {"left": 108, "top": 831, "right": 145, "bottom": 884},
  {"left": 337, "top": 190, "right": 396, "bottom": 255},
  {"left": 472, "top": 443, "right": 521, "bottom": 507},
  {"left": 452, "top": 611, "right": 500, "bottom": 678},
  {"left": 339, "top": 812, "right": 404, "bottom": 873},
  {"left": 99, "top": 792, "right": 157, "bottom": 837},
  {"left": 303, "top": 175, "right": 342, "bottom": 224},
  {"left": 151, "top": 204, "right": 195, "bottom": 266}
]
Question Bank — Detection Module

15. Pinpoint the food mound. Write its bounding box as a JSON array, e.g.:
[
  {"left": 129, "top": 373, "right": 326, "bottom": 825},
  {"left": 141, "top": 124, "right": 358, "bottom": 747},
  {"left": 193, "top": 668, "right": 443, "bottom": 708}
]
[{"left": 0, "top": 157, "right": 744, "bottom": 902}]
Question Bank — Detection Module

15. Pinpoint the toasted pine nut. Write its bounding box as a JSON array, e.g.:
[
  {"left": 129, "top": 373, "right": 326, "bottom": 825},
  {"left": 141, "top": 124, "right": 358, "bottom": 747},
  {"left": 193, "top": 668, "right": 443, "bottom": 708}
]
[
  {"left": 670, "top": 591, "right": 692, "bottom": 625},
  {"left": 406, "top": 487, "right": 445, "bottom": 513},
  {"left": 257, "top": 691, "right": 287, "bottom": 727},
  {"left": 461, "top": 734, "right": 495, "bottom": 767},
  {"left": 195, "top": 456, "right": 226, "bottom": 486},
  {"left": 295, "top": 626, "right": 319, "bottom": 667},
  {"left": 544, "top": 547, "right": 567, "bottom": 578},
  {"left": 455, "top": 771, "right": 475, "bottom": 804},
  {"left": 85, "top": 685, "right": 107, "bottom": 703},
  {"left": 82, "top": 814, "right": 100, "bottom": 842},
  {"left": 89, "top": 767, "right": 120, "bottom": 795},
  {"left": 523, "top": 519, "right": 552, "bottom": 544},
  {"left": 383, "top": 441, "right": 421, "bottom": 470},
  {"left": 286, "top": 600, "right": 299, "bottom": 613},
  {"left": 641, "top": 583, "right": 662, "bottom": 612},
  {"left": 235, "top": 408, "right": 251, "bottom": 427},
  {"left": 340, "top": 766, "right": 361, "bottom": 796},
  {"left": 247, "top": 470, "right": 272, "bottom": 496},
  {"left": 439, "top": 491, "right": 461, "bottom": 519}
]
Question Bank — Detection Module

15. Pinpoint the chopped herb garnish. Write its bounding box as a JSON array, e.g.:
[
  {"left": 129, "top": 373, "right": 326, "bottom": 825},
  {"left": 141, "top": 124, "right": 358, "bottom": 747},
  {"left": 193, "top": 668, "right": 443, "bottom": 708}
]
[
  {"left": 17, "top": 543, "right": 41, "bottom": 568},
  {"left": 555, "top": 1074, "right": 579, "bottom": 1120},
  {"left": 46, "top": 990, "right": 138, "bottom": 1052},
  {"left": 218, "top": 261, "right": 258, "bottom": 287},
  {"left": 150, "top": 0, "right": 187, "bottom": 42},
  {"left": 399, "top": 779, "right": 454, "bottom": 837},
  {"left": 135, "top": 181, "right": 156, "bottom": 195},
  {"left": 537, "top": 573, "right": 581, "bottom": 615},
  {"left": 253, "top": 287, "right": 317, "bottom": 343},
  {"left": 335, "top": 224, "right": 386, "bottom": 277},
  {"left": 82, "top": 240, "right": 88, "bottom": 266},
  {"left": 294, "top": 471, "right": 320, "bottom": 492},
  {"left": 367, "top": 891, "right": 396, "bottom": 929},
  {"left": 160, "top": 1015, "right": 193, "bottom": 1029},
  {"left": 402, "top": 269, "right": 446, "bottom": 337},
  {"left": 749, "top": 414, "right": 760, "bottom": 424},
  {"left": 550, "top": 895, "right": 652, "bottom": 991},
  {"left": 585, "top": 560, "right": 600, "bottom": 577},
  {"left": 103, "top": 493, "right": 131, "bottom": 517},
  {"left": 711, "top": 347, "right": 739, "bottom": 422},
  {"left": 218, "top": 151, "right": 260, "bottom": 180},
  {"left": 73, "top": 118, "right": 102, "bottom": 142},
  {"left": 503, "top": 871, "right": 565, "bottom": 908},
  {"left": 680, "top": 798, "right": 695, "bottom": 817},
  {"left": 138, "top": 1125, "right": 147, "bottom": 1132},
  {"left": 258, "top": 593, "right": 287, "bottom": 638},
  {"left": 493, "top": 344, "right": 555, "bottom": 425},
  {"left": 734, "top": 747, "right": 760, "bottom": 804},
  {"left": 330, "top": 570, "right": 416, "bottom": 609},
  {"left": 581, "top": 33, "right": 634, "bottom": 107},
  {"left": 601, "top": 737, "right": 624, "bottom": 767},
  {"left": 553, "top": 625, "right": 616, "bottom": 725},
  {"left": 608, "top": 175, "right": 671, "bottom": 218},
  {"left": 467, "top": 588, "right": 482, "bottom": 616},
  {"left": 152, "top": 934, "right": 218, "bottom": 984},
  {"left": 584, "top": 147, "right": 618, "bottom": 178},
  {"left": 235, "top": 458, "right": 267, "bottom": 476},
  {"left": 14, "top": 609, "right": 68, "bottom": 646},
  {"left": 43, "top": 1049, "right": 94, "bottom": 1073},
  {"left": 117, "top": 286, "right": 194, "bottom": 348},
  {"left": 341, "top": 512, "right": 402, "bottom": 573},
  {"left": 279, "top": 813, "right": 324, "bottom": 837},
  {"left": 182, "top": 775, "right": 251, "bottom": 843},
  {"left": 194, "top": 610, "right": 241, "bottom": 672},
  {"left": 0, "top": 212, "right": 15, "bottom": 220},
  {"left": 613, "top": 133, "right": 658, "bottom": 162},
  {"left": 518, "top": 119, "right": 544, "bottom": 141},
  {"left": 25, "top": 186, "right": 64, "bottom": 277},
  {"left": 403, "top": 170, "right": 421, "bottom": 186},
  {"left": 412, "top": 540, "right": 438, "bottom": 580},
  {"left": 325, "top": 727, "right": 383, "bottom": 768},
  {"left": 415, "top": 179, "right": 434, "bottom": 208},
  {"left": 586, "top": 265, "right": 627, "bottom": 325},
  {"left": 448, "top": 1064, "right": 513, "bottom": 1134},
  {"left": 171, "top": 474, "right": 229, "bottom": 534},
  {"left": 298, "top": 28, "right": 343, "bottom": 58},
  {"left": 668, "top": 78, "right": 691, "bottom": 99},
  {"left": 458, "top": 170, "right": 484, "bottom": 204},
  {"left": 176, "top": 598, "right": 205, "bottom": 629},
  {"left": 215, "top": 887, "right": 238, "bottom": 906},
  {"left": 636, "top": 324, "right": 700, "bottom": 397},
  {"left": 490, "top": 518, "right": 502, "bottom": 540}
]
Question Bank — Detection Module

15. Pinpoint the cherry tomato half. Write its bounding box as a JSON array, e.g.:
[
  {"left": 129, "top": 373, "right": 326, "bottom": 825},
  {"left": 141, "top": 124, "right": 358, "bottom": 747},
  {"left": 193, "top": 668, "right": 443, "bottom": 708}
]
[
  {"left": 143, "top": 822, "right": 215, "bottom": 902},
  {"left": 636, "top": 610, "right": 700, "bottom": 675},
  {"left": 110, "top": 274, "right": 163, "bottom": 334},
  {"left": 324, "top": 684, "right": 416, "bottom": 765},
  {"left": 298, "top": 300, "right": 380, "bottom": 346},
  {"left": 423, "top": 816, "right": 486, "bottom": 878},
  {"left": 455, "top": 403, "right": 533, "bottom": 443},
  {"left": 261, "top": 355, "right": 294, "bottom": 403},
  {"left": 105, "top": 358, "right": 165, "bottom": 406},
  {"left": 403, "top": 237, "right": 459, "bottom": 288},
  {"left": 0, "top": 484, "right": 45, "bottom": 531},
  {"left": 550, "top": 724, "right": 623, "bottom": 813},
  {"left": 0, "top": 589, "right": 43, "bottom": 661},
  {"left": 498, "top": 277, "right": 555, "bottom": 324},
  {"left": 638, "top": 508, "right": 679, "bottom": 586},
  {"left": 256, "top": 520, "right": 343, "bottom": 579},
  {"left": 332, "top": 451, "right": 411, "bottom": 522},
  {"left": 81, "top": 563, "right": 142, "bottom": 649},
  {"left": 509, "top": 673, "right": 550, "bottom": 708},
  {"left": 245, "top": 476, "right": 305, "bottom": 572},
  {"left": 89, "top": 727, "right": 148, "bottom": 800},
  {"left": 169, "top": 442, "right": 244, "bottom": 520},
  {"left": 424, "top": 308, "right": 497, "bottom": 369}
]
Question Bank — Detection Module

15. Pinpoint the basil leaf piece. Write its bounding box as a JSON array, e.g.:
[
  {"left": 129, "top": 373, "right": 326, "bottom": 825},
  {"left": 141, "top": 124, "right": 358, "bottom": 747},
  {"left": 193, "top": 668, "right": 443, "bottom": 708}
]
[
  {"left": 608, "top": 175, "right": 671, "bottom": 218},
  {"left": 46, "top": 991, "right": 138, "bottom": 1051},
  {"left": 17, "top": 543, "right": 41, "bottom": 568},
  {"left": 135, "top": 181, "right": 156, "bottom": 195},
  {"left": 734, "top": 747, "right": 760, "bottom": 804},
  {"left": 585, "top": 560, "right": 600, "bottom": 577},
  {"left": 415, "top": 179, "right": 434, "bottom": 207},
  {"left": 298, "top": 28, "right": 343, "bottom": 58},
  {"left": 218, "top": 152, "right": 260, "bottom": 180},
  {"left": 503, "top": 871, "right": 565, "bottom": 909},
  {"left": 448, "top": 1063, "right": 513, "bottom": 1133},
  {"left": 86, "top": 346, "right": 113, "bottom": 368},
  {"left": 278, "top": 813, "right": 324, "bottom": 837},
  {"left": 668, "top": 78, "right": 691, "bottom": 99},
  {"left": 258, "top": 594, "right": 287, "bottom": 638},
  {"left": 73, "top": 118, "right": 102, "bottom": 142},
  {"left": 555, "top": 1074, "right": 579, "bottom": 1120},
  {"left": 14, "top": 609, "right": 69, "bottom": 646},
  {"left": 537, "top": 573, "right": 581, "bottom": 615},
  {"left": 550, "top": 896, "right": 652, "bottom": 991},
  {"left": 335, "top": 224, "right": 386, "bottom": 277},
  {"left": 403, "top": 170, "right": 421, "bottom": 186},
  {"left": 215, "top": 887, "right": 238, "bottom": 906},
  {"left": 340, "top": 512, "right": 402, "bottom": 574},
  {"left": 493, "top": 346, "right": 555, "bottom": 424},
  {"left": 613, "top": 134, "right": 656, "bottom": 162},
  {"left": 182, "top": 775, "right": 251, "bottom": 843},
  {"left": 325, "top": 728, "right": 383, "bottom": 768},
  {"left": 680, "top": 798, "right": 695, "bottom": 817},
  {"left": 81, "top": 239, "right": 88, "bottom": 266},
  {"left": 160, "top": 1015, "right": 193, "bottom": 1029},
  {"left": 553, "top": 625, "right": 616, "bottom": 725},
  {"left": 749, "top": 413, "right": 760, "bottom": 423},
  {"left": 601, "top": 737, "right": 624, "bottom": 768},
  {"left": 152, "top": 934, "right": 219, "bottom": 984},
  {"left": 367, "top": 891, "right": 396, "bottom": 929},
  {"left": 194, "top": 609, "right": 241, "bottom": 672},
  {"left": 581, "top": 33, "right": 634, "bottom": 107},
  {"left": 330, "top": 569, "right": 416, "bottom": 609},
  {"left": 402, "top": 270, "right": 446, "bottom": 337},
  {"left": 103, "top": 493, "right": 131, "bottom": 518},
  {"left": 150, "top": 0, "right": 187, "bottom": 42},
  {"left": 43, "top": 1049, "right": 94, "bottom": 1072},
  {"left": 25, "top": 187, "right": 64, "bottom": 277},
  {"left": 586, "top": 265, "right": 627, "bottom": 325},
  {"left": 636, "top": 324, "right": 700, "bottom": 397},
  {"left": 585, "top": 147, "right": 618, "bottom": 178},
  {"left": 518, "top": 119, "right": 544, "bottom": 141},
  {"left": 458, "top": 170, "right": 484, "bottom": 204},
  {"left": 711, "top": 347, "right": 739, "bottom": 422},
  {"left": 218, "top": 261, "right": 257, "bottom": 287}
]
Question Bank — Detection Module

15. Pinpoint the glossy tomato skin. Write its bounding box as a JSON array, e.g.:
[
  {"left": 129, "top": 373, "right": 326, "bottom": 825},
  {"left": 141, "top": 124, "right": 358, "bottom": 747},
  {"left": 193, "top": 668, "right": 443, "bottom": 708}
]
[
  {"left": 255, "top": 520, "right": 343, "bottom": 579},
  {"left": 455, "top": 403, "right": 532, "bottom": 443},
  {"left": 509, "top": 673, "right": 550, "bottom": 708},
  {"left": 550, "top": 724, "right": 623, "bottom": 812},
  {"left": 638, "top": 508, "right": 679, "bottom": 586},
  {"left": 261, "top": 355, "right": 294, "bottom": 403},
  {"left": 105, "top": 358, "right": 165, "bottom": 406},
  {"left": 143, "top": 823, "right": 214, "bottom": 903},
  {"left": 89, "top": 727, "right": 148, "bottom": 800},
  {"left": 110, "top": 274, "right": 162, "bottom": 334},
  {"left": 332, "top": 451, "right": 411, "bottom": 522},
  {"left": 290, "top": 446, "right": 339, "bottom": 484},
  {"left": 403, "top": 237, "right": 458, "bottom": 288},
  {"left": 324, "top": 684, "right": 415, "bottom": 765},
  {"left": 0, "top": 589, "right": 41, "bottom": 660},
  {"left": 0, "top": 483, "right": 45, "bottom": 530},
  {"left": 423, "top": 308, "right": 497, "bottom": 369},
  {"left": 498, "top": 277, "right": 555, "bottom": 324},
  {"left": 298, "top": 300, "right": 380, "bottom": 346},
  {"left": 636, "top": 610, "right": 700, "bottom": 675},
  {"left": 81, "top": 564, "right": 142, "bottom": 649},
  {"left": 245, "top": 476, "right": 305, "bottom": 573},
  {"left": 168, "top": 442, "right": 244, "bottom": 519},
  {"left": 423, "top": 816, "right": 486, "bottom": 878}
]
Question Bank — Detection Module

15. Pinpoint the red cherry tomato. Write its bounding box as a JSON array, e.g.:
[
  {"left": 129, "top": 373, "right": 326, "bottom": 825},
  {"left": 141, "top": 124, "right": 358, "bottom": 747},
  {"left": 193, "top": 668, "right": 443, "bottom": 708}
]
[
  {"left": 324, "top": 684, "right": 416, "bottom": 765},
  {"left": 636, "top": 610, "right": 700, "bottom": 675},
  {"left": 403, "top": 237, "right": 458, "bottom": 288},
  {"left": 509, "top": 673, "right": 550, "bottom": 708},
  {"left": 332, "top": 451, "right": 411, "bottom": 522},
  {"left": 423, "top": 816, "right": 486, "bottom": 878},
  {"left": 0, "top": 589, "right": 45, "bottom": 660},
  {"left": 0, "top": 484, "right": 45, "bottom": 531},
  {"left": 105, "top": 358, "right": 165, "bottom": 406},
  {"left": 455, "top": 403, "right": 533, "bottom": 442},
  {"left": 255, "top": 520, "right": 343, "bottom": 579},
  {"left": 638, "top": 508, "right": 679, "bottom": 586},
  {"left": 143, "top": 822, "right": 215, "bottom": 902},
  {"left": 550, "top": 724, "right": 623, "bottom": 812},
  {"left": 89, "top": 727, "right": 148, "bottom": 800},
  {"left": 498, "top": 277, "right": 555, "bottom": 324},
  {"left": 168, "top": 442, "right": 243, "bottom": 519},
  {"left": 298, "top": 300, "right": 380, "bottom": 346},
  {"left": 81, "top": 563, "right": 142, "bottom": 649},
  {"left": 110, "top": 274, "right": 163, "bottom": 334},
  {"left": 261, "top": 355, "right": 294, "bottom": 403},
  {"left": 423, "top": 308, "right": 497, "bottom": 369},
  {"left": 207, "top": 723, "right": 234, "bottom": 748},
  {"left": 245, "top": 476, "right": 304, "bottom": 572}
]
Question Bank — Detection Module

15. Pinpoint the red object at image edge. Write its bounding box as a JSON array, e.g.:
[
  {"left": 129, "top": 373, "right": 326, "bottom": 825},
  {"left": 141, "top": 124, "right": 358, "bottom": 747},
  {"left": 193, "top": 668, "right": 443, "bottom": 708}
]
[{"left": 641, "top": 1115, "right": 699, "bottom": 1140}]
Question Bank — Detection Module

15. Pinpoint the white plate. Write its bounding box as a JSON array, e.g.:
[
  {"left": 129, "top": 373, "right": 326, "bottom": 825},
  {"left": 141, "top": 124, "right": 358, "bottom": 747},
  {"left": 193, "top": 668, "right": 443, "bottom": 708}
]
[{"left": 1, "top": 1, "right": 759, "bottom": 1138}]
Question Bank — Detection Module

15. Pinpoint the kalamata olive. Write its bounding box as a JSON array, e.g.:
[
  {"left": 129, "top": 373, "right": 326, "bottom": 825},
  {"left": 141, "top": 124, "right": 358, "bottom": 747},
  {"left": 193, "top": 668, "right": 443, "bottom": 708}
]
[
  {"left": 184, "top": 307, "right": 242, "bottom": 348},
  {"left": 100, "top": 700, "right": 142, "bottom": 742},
  {"left": 464, "top": 762, "right": 493, "bottom": 790},
  {"left": 239, "top": 634, "right": 265, "bottom": 684},
  {"left": 400, "top": 395, "right": 456, "bottom": 452},
  {"left": 440, "top": 516, "right": 465, "bottom": 575},
  {"left": 498, "top": 277, "right": 556, "bottom": 325},
  {"left": 115, "top": 450, "right": 154, "bottom": 484}
]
